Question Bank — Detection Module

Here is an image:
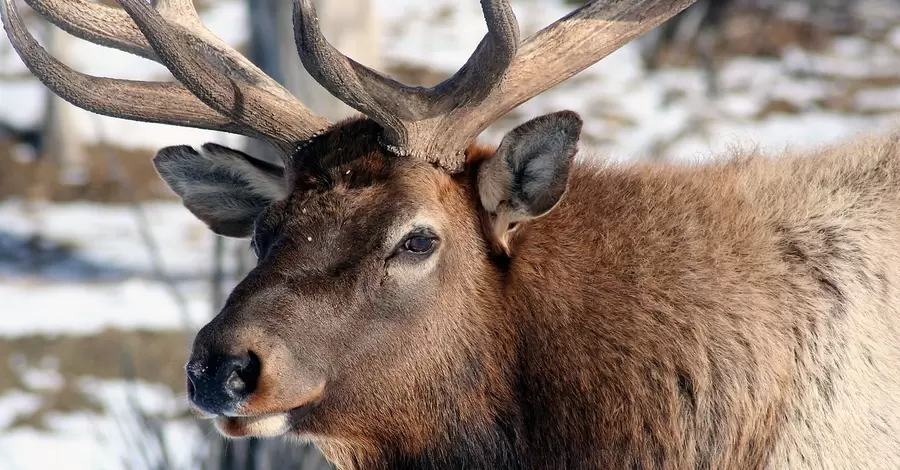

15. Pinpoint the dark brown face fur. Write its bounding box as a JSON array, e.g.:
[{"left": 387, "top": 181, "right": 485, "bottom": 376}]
[{"left": 186, "top": 119, "right": 516, "bottom": 455}]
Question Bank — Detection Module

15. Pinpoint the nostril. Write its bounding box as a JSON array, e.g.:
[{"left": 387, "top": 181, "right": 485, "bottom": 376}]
[
  {"left": 185, "top": 359, "right": 202, "bottom": 398},
  {"left": 222, "top": 351, "right": 261, "bottom": 399},
  {"left": 225, "top": 370, "right": 246, "bottom": 395},
  {"left": 185, "top": 351, "right": 261, "bottom": 414},
  {"left": 241, "top": 351, "right": 261, "bottom": 395}
]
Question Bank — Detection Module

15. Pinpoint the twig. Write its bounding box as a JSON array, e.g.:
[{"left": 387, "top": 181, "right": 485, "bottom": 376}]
[
  {"left": 88, "top": 115, "right": 196, "bottom": 334},
  {"left": 211, "top": 235, "right": 226, "bottom": 316}
]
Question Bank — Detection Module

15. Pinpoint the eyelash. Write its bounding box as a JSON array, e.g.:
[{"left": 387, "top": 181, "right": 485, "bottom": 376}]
[{"left": 403, "top": 234, "right": 437, "bottom": 254}]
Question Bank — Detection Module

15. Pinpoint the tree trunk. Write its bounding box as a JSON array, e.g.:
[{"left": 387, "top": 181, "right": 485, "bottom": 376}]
[
  {"left": 43, "top": 25, "right": 86, "bottom": 186},
  {"left": 272, "top": 0, "right": 381, "bottom": 120},
  {"left": 244, "top": 0, "right": 382, "bottom": 165}
]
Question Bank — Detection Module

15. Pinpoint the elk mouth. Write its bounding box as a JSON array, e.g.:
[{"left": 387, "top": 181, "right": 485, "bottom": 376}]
[
  {"left": 201, "top": 383, "right": 326, "bottom": 438},
  {"left": 209, "top": 401, "right": 319, "bottom": 438},
  {"left": 214, "top": 412, "right": 292, "bottom": 438}
]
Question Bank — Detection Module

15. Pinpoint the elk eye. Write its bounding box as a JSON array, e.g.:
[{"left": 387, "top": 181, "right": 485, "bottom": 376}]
[{"left": 402, "top": 235, "right": 436, "bottom": 255}]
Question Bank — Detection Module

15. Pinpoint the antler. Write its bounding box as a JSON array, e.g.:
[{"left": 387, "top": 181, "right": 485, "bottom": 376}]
[
  {"left": 1, "top": 0, "right": 331, "bottom": 158},
  {"left": 293, "top": 0, "right": 697, "bottom": 172},
  {"left": 293, "top": 0, "right": 519, "bottom": 169},
  {"left": 3, "top": 0, "right": 696, "bottom": 173}
]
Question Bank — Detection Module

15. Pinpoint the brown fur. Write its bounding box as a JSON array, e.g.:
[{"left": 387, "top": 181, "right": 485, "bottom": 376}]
[{"left": 187, "top": 118, "right": 900, "bottom": 469}]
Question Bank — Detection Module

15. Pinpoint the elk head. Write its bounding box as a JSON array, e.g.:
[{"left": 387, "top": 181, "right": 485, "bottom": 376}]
[{"left": 2, "top": 0, "right": 695, "bottom": 457}]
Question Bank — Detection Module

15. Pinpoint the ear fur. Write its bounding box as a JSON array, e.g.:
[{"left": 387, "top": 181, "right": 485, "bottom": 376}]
[
  {"left": 153, "top": 143, "right": 288, "bottom": 238},
  {"left": 477, "top": 110, "right": 582, "bottom": 254}
]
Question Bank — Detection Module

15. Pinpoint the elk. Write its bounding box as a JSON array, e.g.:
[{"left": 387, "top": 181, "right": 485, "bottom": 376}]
[{"left": 4, "top": 0, "right": 900, "bottom": 468}]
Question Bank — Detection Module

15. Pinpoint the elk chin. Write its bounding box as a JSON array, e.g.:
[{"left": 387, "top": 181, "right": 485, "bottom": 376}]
[
  {"left": 214, "top": 412, "right": 290, "bottom": 438},
  {"left": 210, "top": 380, "right": 327, "bottom": 438}
]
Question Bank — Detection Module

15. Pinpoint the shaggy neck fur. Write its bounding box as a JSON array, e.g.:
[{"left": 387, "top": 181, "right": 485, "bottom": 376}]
[{"left": 318, "top": 130, "right": 900, "bottom": 469}]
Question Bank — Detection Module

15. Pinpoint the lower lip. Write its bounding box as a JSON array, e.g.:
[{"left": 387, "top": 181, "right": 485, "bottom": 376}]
[
  {"left": 215, "top": 412, "right": 290, "bottom": 438},
  {"left": 212, "top": 401, "right": 318, "bottom": 438}
]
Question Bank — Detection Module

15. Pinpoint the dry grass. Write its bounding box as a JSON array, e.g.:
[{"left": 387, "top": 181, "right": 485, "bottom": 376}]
[
  {"left": 0, "top": 328, "right": 190, "bottom": 430},
  {"left": 0, "top": 139, "right": 177, "bottom": 203}
]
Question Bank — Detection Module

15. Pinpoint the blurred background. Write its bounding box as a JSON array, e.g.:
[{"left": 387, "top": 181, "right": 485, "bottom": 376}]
[{"left": 2, "top": 0, "right": 900, "bottom": 468}]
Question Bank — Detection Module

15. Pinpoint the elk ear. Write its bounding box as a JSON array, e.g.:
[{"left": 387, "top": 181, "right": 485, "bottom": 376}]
[
  {"left": 153, "top": 143, "right": 288, "bottom": 238},
  {"left": 477, "top": 111, "right": 581, "bottom": 252}
]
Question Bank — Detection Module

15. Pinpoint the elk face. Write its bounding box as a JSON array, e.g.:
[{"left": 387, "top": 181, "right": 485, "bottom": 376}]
[{"left": 153, "top": 114, "right": 580, "bottom": 444}]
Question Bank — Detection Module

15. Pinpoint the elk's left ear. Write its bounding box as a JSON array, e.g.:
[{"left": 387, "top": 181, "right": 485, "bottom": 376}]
[{"left": 477, "top": 111, "right": 581, "bottom": 251}]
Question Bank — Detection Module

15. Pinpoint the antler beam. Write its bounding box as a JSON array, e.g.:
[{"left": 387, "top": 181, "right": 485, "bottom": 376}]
[
  {"left": 2, "top": 0, "right": 239, "bottom": 132},
  {"left": 449, "top": 0, "right": 698, "bottom": 167},
  {"left": 1, "top": 0, "right": 332, "bottom": 159}
]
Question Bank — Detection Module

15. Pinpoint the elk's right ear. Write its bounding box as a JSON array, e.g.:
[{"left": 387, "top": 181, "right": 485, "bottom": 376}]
[
  {"left": 153, "top": 143, "right": 288, "bottom": 238},
  {"left": 477, "top": 111, "right": 582, "bottom": 254}
]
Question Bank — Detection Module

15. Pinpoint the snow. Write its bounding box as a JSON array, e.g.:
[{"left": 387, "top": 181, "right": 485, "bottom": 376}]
[
  {"left": 831, "top": 37, "right": 871, "bottom": 57},
  {"left": 0, "top": 380, "right": 203, "bottom": 470},
  {"left": 0, "top": 201, "right": 239, "bottom": 279},
  {"left": 855, "top": 86, "right": 900, "bottom": 112},
  {"left": 0, "top": 390, "right": 42, "bottom": 428},
  {"left": 0, "top": 201, "right": 236, "bottom": 336},
  {"left": 0, "top": 279, "right": 212, "bottom": 336},
  {"left": 9, "top": 355, "right": 64, "bottom": 391},
  {"left": 3, "top": 0, "right": 900, "bottom": 467}
]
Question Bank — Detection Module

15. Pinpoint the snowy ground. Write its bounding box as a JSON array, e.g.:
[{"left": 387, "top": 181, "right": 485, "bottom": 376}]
[
  {"left": 0, "top": 379, "right": 204, "bottom": 470},
  {"left": 0, "top": 200, "right": 219, "bottom": 469},
  {"left": 4, "top": 0, "right": 900, "bottom": 468},
  {"left": 0, "top": 201, "right": 220, "bottom": 336}
]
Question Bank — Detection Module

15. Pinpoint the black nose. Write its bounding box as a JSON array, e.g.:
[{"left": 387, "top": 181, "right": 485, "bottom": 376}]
[{"left": 186, "top": 351, "right": 260, "bottom": 414}]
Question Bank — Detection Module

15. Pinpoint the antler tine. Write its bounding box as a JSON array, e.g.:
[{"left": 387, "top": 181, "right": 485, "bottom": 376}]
[
  {"left": 25, "top": 0, "right": 157, "bottom": 61},
  {"left": 292, "top": 0, "right": 518, "bottom": 168},
  {"left": 26, "top": 0, "right": 320, "bottom": 126},
  {"left": 26, "top": 0, "right": 287, "bottom": 102},
  {"left": 292, "top": 0, "right": 431, "bottom": 127},
  {"left": 440, "top": 0, "right": 699, "bottom": 168},
  {"left": 153, "top": 0, "right": 197, "bottom": 17},
  {"left": 427, "top": 0, "right": 519, "bottom": 109},
  {"left": 116, "top": 0, "right": 330, "bottom": 148},
  {"left": 146, "top": 0, "right": 296, "bottom": 101},
  {"left": 295, "top": 0, "right": 694, "bottom": 173},
  {"left": 1, "top": 0, "right": 242, "bottom": 133},
  {"left": 4, "top": 0, "right": 333, "bottom": 159}
]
